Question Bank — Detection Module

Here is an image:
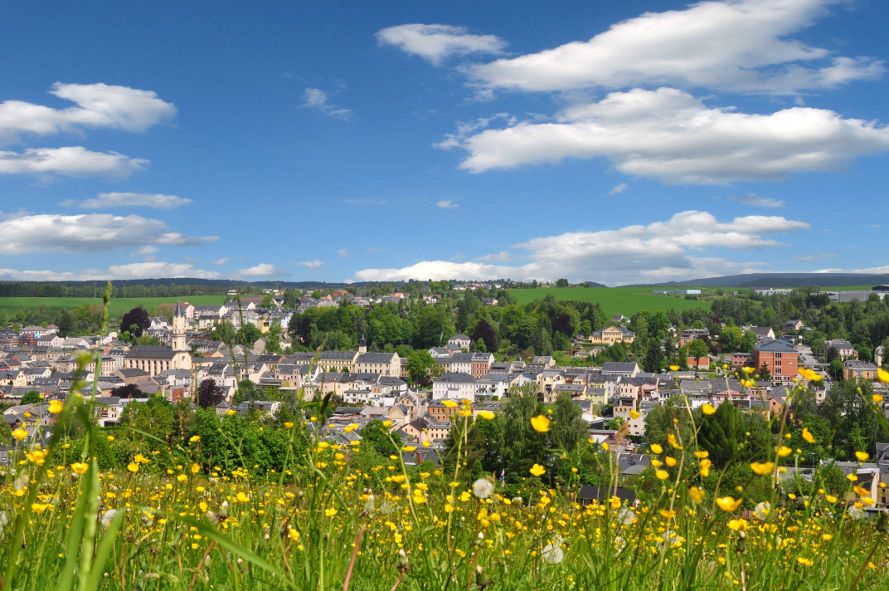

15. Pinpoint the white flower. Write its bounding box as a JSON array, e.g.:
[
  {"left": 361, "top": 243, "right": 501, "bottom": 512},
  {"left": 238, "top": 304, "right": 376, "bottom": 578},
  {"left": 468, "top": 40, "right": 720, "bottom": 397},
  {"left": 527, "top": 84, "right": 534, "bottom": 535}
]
[
  {"left": 752, "top": 501, "right": 770, "bottom": 521},
  {"left": 541, "top": 535, "right": 564, "bottom": 564},
  {"left": 847, "top": 505, "right": 865, "bottom": 520},
  {"left": 100, "top": 509, "right": 118, "bottom": 529},
  {"left": 617, "top": 507, "right": 636, "bottom": 526},
  {"left": 472, "top": 478, "right": 494, "bottom": 499},
  {"left": 362, "top": 494, "right": 376, "bottom": 516}
]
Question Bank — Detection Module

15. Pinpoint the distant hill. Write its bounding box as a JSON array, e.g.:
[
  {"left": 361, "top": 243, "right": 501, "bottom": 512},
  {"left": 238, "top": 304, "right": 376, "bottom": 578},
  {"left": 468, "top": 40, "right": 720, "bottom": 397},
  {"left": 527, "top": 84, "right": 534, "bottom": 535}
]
[{"left": 633, "top": 273, "right": 889, "bottom": 289}]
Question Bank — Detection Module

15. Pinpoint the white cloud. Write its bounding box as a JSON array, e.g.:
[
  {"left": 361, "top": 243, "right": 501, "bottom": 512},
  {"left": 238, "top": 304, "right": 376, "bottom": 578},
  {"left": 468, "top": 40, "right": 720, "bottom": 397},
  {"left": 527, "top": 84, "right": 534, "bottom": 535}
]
[
  {"left": 296, "top": 260, "right": 324, "bottom": 270},
  {"left": 0, "top": 82, "right": 176, "bottom": 143},
  {"left": 75, "top": 192, "right": 192, "bottom": 209},
  {"left": 337, "top": 248, "right": 350, "bottom": 257},
  {"left": 238, "top": 263, "right": 283, "bottom": 277},
  {"left": 0, "top": 146, "right": 147, "bottom": 177},
  {"left": 354, "top": 210, "right": 808, "bottom": 284},
  {"left": 213, "top": 257, "right": 231, "bottom": 266},
  {"left": 608, "top": 182, "right": 628, "bottom": 195},
  {"left": 376, "top": 24, "right": 506, "bottom": 66},
  {"left": 302, "top": 88, "right": 352, "bottom": 120},
  {"left": 729, "top": 193, "right": 785, "bottom": 209},
  {"left": 0, "top": 261, "right": 218, "bottom": 281},
  {"left": 0, "top": 213, "right": 215, "bottom": 254},
  {"left": 470, "top": 0, "right": 883, "bottom": 94},
  {"left": 436, "top": 199, "right": 459, "bottom": 209},
  {"left": 448, "top": 87, "right": 889, "bottom": 183}
]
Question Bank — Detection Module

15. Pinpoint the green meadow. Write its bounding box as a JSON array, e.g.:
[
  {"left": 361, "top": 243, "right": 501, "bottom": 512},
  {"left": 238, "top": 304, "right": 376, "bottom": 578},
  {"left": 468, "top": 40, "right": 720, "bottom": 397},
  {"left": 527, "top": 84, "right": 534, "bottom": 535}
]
[
  {"left": 0, "top": 295, "right": 227, "bottom": 318},
  {"left": 508, "top": 286, "right": 712, "bottom": 317}
]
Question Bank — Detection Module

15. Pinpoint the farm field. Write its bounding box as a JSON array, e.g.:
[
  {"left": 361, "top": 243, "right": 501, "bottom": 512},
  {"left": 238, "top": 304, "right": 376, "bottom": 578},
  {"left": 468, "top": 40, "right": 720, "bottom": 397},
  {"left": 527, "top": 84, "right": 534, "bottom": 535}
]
[
  {"left": 0, "top": 295, "right": 227, "bottom": 318},
  {"left": 508, "top": 286, "right": 712, "bottom": 317}
]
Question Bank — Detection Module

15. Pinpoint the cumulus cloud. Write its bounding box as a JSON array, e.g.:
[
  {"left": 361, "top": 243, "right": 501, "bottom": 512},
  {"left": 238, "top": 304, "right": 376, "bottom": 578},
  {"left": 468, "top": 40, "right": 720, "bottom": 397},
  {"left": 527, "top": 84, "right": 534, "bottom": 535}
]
[
  {"left": 436, "top": 199, "right": 459, "bottom": 209},
  {"left": 470, "top": 0, "right": 883, "bottom": 94},
  {"left": 729, "top": 194, "right": 785, "bottom": 209},
  {"left": 296, "top": 260, "right": 324, "bottom": 270},
  {"left": 0, "top": 261, "right": 218, "bottom": 281},
  {"left": 376, "top": 24, "right": 506, "bottom": 65},
  {"left": 0, "top": 146, "right": 147, "bottom": 177},
  {"left": 0, "top": 82, "right": 176, "bottom": 143},
  {"left": 0, "top": 213, "right": 215, "bottom": 254},
  {"left": 446, "top": 87, "right": 889, "bottom": 183},
  {"left": 74, "top": 192, "right": 192, "bottom": 209},
  {"left": 302, "top": 88, "right": 352, "bottom": 120},
  {"left": 238, "top": 263, "right": 283, "bottom": 277},
  {"left": 354, "top": 210, "right": 808, "bottom": 284}
]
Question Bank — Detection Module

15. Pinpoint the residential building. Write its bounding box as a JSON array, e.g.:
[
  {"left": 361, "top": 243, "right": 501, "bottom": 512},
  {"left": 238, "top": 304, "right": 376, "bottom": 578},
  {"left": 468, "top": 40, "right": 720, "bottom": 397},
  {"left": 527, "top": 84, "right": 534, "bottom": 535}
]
[{"left": 753, "top": 340, "right": 799, "bottom": 382}]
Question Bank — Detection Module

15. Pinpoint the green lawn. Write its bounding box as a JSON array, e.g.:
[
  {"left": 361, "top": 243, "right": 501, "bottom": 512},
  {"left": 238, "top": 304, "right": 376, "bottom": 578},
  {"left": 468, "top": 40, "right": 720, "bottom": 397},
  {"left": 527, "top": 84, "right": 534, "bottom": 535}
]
[
  {"left": 507, "top": 286, "right": 712, "bottom": 317},
  {"left": 0, "top": 295, "right": 227, "bottom": 318}
]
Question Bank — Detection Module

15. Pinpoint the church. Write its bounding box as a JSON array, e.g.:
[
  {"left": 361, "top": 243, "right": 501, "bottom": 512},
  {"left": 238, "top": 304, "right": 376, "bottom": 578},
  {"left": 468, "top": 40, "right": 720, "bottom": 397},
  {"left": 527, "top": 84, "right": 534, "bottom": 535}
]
[{"left": 124, "top": 303, "right": 192, "bottom": 376}]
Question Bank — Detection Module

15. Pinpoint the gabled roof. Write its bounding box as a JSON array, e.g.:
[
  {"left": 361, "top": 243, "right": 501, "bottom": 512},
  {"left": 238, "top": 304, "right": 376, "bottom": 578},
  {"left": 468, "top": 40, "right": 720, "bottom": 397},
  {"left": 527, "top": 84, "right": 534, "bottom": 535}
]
[{"left": 755, "top": 339, "right": 796, "bottom": 353}]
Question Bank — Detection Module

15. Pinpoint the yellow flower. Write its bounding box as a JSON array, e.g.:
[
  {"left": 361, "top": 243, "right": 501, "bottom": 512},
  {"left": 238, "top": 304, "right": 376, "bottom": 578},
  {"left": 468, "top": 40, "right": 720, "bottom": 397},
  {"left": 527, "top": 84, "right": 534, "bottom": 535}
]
[
  {"left": 106, "top": 435, "right": 115, "bottom": 442},
  {"left": 31, "top": 503, "right": 51, "bottom": 514},
  {"left": 665, "top": 456, "right": 677, "bottom": 467},
  {"left": 650, "top": 443, "right": 663, "bottom": 454},
  {"left": 742, "top": 366, "right": 755, "bottom": 374},
  {"left": 284, "top": 421, "right": 294, "bottom": 429},
  {"left": 11, "top": 428, "right": 27, "bottom": 441},
  {"left": 225, "top": 409, "right": 237, "bottom": 416},
  {"left": 189, "top": 435, "right": 201, "bottom": 443},
  {"left": 694, "top": 450, "right": 709, "bottom": 459},
  {"left": 70, "top": 462, "right": 89, "bottom": 475},
  {"left": 127, "top": 462, "right": 139, "bottom": 473},
  {"left": 476, "top": 410, "right": 495, "bottom": 420},
  {"left": 855, "top": 450, "right": 869, "bottom": 462},
  {"left": 402, "top": 445, "right": 417, "bottom": 453},
  {"left": 727, "top": 518, "right": 747, "bottom": 531},
  {"left": 235, "top": 492, "right": 250, "bottom": 503},
  {"left": 629, "top": 410, "right": 640, "bottom": 419},
  {"left": 750, "top": 461, "right": 775, "bottom": 476},
  {"left": 177, "top": 474, "right": 188, "bottom": 483},
  {"left": 797, "top": 557, "right": 814, "bottom": 567},
  {"left": 529, "top": 464, "right": 546, "bottom": 477},
  {"left": 655, "top": 469, "right": 669, "bottom": 481},
  {"left": 741, "top": 379, "right": 754, "bottom": 388},
  {"left": 716, "top": 496, "right": 742, "bottom": 512},
  {"left": 441, "top": 400, "right": 458, "bottom": 408},
  {"left": 667, "top": 433, "right": 682, "bottom": 450},
  {"left": 700, "top": 459, "right": 712, "bottom": 478},
  {"left": 48, "top": 399, "right": 63, "bottom": 414},
  {"left": 689, "top": 486, "right": 705, "bottom": 504},
  {"left": 669, "top": 364, "right": 680, "bottom": 372},
  {"left": 801, "top": 427, "right": 815, "bottom": 444},
  {"left": 382, "top": 420, "right": 393, "bottom": 428},
  {"left": 877, "top": 368, "right": 889, "bottom": 383},
  {"left": 324, "top": 508, "right": 338, "bottom": 517},
  {"left": 659, "top": 509, "right": 676, "bottom": 519},
  {"left": 530, "top": 415, "right": 551, "bottom": 433},
  {"left": 872, "top": 394, "right": 884, "bottom": 405},
  {"left": 777, "top": 446, "right": 792, "bottom": 457},
  {"left": 701, "top": 403, "right": 716, "bottom": 416}
]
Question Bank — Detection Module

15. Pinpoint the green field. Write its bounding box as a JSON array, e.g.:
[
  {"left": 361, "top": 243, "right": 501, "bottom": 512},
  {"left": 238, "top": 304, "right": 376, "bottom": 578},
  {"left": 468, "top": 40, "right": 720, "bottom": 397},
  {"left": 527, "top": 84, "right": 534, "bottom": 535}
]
[
  {"left": 508, "top": 286, "right": 712, "bottom": 317},
  {"left": 0, "top": 295, "right": 227, "bottom": 318}
]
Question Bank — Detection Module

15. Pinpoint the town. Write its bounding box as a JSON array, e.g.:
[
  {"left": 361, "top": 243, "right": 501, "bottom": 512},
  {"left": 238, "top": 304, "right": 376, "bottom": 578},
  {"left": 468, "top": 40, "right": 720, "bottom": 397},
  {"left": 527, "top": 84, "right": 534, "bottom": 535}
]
[{"left": 3, "top": 281, "right": 889, "bottom": 509}]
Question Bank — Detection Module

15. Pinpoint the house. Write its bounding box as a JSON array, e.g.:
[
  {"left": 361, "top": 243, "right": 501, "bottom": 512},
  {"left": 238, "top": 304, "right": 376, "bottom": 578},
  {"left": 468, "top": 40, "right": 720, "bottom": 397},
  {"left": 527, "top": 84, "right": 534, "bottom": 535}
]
[
  {"left": 316, "top": 351, "right": 358, "bottom": 373},
  {"left": 447, "top": 334, "right": 471, "bottom": 351},
  {"left": 354, "top": 352, "right": 401, "bottom": 377},
  {"left": 783, "top": 319, "right": 804, "bottom": 332},
  {"left": 753, "top": 340, "right": 798, "bottom": 382},
  {"left": 843, "top": 360, "right": 878, "bottom": 383},
  {"left": 470, "top": 352, "right": 494, "bottom": 378},
  {"left": 438, "top": 352, "right": 473, "bottom": 375},
  {"left": 679, "top": 328, "right": 710, "bottom": 347},
  {"left": 747, "top": 326, "right": 776, "bottom": 342},
  {"left": 825, "top": 339, "right": 856, "bottom": 361},
  {"left": 602, "top": 362, "right": 640, "bottom": 378},
  {"left": 589, "top": 326, "right": 635, "bottom": 345},
  {"left": 432, "top": 372, "right": 477, "bottom": 401}
]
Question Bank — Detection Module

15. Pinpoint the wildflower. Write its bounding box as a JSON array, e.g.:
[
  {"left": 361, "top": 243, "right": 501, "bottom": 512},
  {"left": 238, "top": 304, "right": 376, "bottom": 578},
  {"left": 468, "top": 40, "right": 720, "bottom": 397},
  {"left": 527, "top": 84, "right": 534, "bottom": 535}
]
[
  {"left": 617, "top": 507, "right": 636, "bottom": 525},
  {"left": 700, "top": 459, "right": 712, "bottom": 478},
  {"left": 825, "top": 494, "right": 837, "bottom": 504},
  {"left": 659, "top": 509, "right": 676, "bottom": 519},
  {"left": 878, "top": 368, "right": 889, "bottom": 383},
  {"left": 688, "top": 486, "right": 705, "bottom": 504},
  {"left": 441, "top": 400, "right": 458, "bottom": 408},
  {"left": 70, "top": 462, "right": 89, "bottom": 475},
  {"left": 191, "top": 463, "right": 200, "bottom": 474},
  {"left": 694, "top": 450, "right": 709, "bottom": 459},
  {"left": 472, "top": 478, "right": 494, "bottom": 499},
  {"left": 701, "top": 403, "right": 716, "bottom": 416},
  {"left": 855, "top": 450, "right": 869, "bottom": 462},
  {"left": 101, "top": 509, "right": 118, "bottom": 529},
  {"left": 797, "top": 557, "right": 814, "bottom": 567},
  {"left": 48, "top": 399, "right": 63, "bottom": 414},
  {"left": 802, "top": 427, "right": 815, "bottom": 444},
  {"left": 235, "top": 492, "right": 250, "bottom": 503},
  {"left": 655, "top": 469, "right": 669, "bottom": 481},
  {"left": 716, "top": 496, "right": 742, "bottom": 512},
  {"left": 541, "top": 535, "right": 564, "bottom": 564},
  {"left": 872, "top": 394, "right": 884, "bottom": 405},
  {"left": 31, "top": 503, "right": 51, "bottom": 514},
  {"left": 225, "top": 409, "right": 237, "bottom": 416},
  {"left": 847, "top": 505, "right": 865, "bottom": 520},
  {"left": 665, "top": 456, "right": 677, "bottom": 467},
  {"left": 189, "top": 435, "right": 201, "bottom": 443},
  {"left": 750, "top": 461, "right": 775, "bottom": 476},
  {"left": 324, "top": 508, "right": 338, "bottom": 518},
  {"left": 753, "top": 501, "right": 770, "bottom": 521},
  {"left": 284, "top": 421, "right": 294, "bottom": 429},
  {"left": 650, "top": 443, "right": 663, "bottom": 454},
  {"left": 127, "top": 462, "right": 139, "bottom": 473},
  {"left": 629, "top": 409, "right": 640, "bottom": 419},
  {"left": 742, "top": 366, "right": 755, "bottom": 374},
  {"left": 476, "top": 410, "right": 495, "bottom": 420},
  {"left": 667, "top": 433, "right": 682, "bottom": 450},
  {"left": 529, "top": 464, "right": 546, "bottom": 477},
  {"left": 11, "top": 428, "right": 27, "bottom": 441},
  {"left": 777, "top": 445, "right": 792, "bottom": 457},
  {"left": 382, "top": 420, "right": 392, "bottom": 428},
  {"left": 669, "top": 364, "right": 680, "bottom": 372},
  {"left": 741, "top": 379, "right": 754, "bottom": 388},
  {"left": 727, "top": 518, "right": 747, "bottom": 531},
  {"left": 530, "top": 415, "right": 551, "bottom": 433},
  {"left": 402, "top": 445, "right": 417, "bottom": 453},
  {"left": 106, "top": 435, "right": 115, "bottom": 442}
]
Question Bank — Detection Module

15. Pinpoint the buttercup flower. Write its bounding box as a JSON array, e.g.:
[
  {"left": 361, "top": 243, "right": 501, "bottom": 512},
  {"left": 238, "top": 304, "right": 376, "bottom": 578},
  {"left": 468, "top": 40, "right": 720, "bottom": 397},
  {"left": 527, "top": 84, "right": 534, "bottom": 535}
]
[{"left": 530, "top": 415, "right": 551, "bottom": 433}]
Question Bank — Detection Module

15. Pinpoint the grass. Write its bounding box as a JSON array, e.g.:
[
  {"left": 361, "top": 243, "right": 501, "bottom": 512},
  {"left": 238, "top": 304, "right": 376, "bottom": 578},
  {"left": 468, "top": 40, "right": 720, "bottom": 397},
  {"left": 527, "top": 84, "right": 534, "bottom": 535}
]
[
  {"left": 508, "top": 287, "right": 712, "bottom": 317},
  {"left": 0, "top": 295, "right": 227, "bottom": 318}
]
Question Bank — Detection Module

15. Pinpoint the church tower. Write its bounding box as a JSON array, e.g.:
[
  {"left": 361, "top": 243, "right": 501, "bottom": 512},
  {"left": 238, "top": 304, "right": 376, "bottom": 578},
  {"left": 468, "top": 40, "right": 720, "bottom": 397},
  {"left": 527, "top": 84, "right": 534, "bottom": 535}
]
[{"left": 171, "top": 302, "right": 192, "bottom": 370}]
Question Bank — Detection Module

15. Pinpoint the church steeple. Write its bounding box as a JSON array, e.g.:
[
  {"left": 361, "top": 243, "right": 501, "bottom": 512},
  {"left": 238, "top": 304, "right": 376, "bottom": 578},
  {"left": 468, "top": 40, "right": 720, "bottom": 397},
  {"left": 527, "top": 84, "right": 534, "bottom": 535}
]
[{"left": 359, "top": 334, "right": 367, "bottom": 354}]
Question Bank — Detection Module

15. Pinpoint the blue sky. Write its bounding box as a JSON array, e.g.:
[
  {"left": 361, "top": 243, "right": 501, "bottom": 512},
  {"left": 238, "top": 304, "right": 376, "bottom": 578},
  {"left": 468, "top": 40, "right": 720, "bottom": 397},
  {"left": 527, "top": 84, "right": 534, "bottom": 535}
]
[{"left": 0, "top": 0, "right": 887, "bottom": 285}]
